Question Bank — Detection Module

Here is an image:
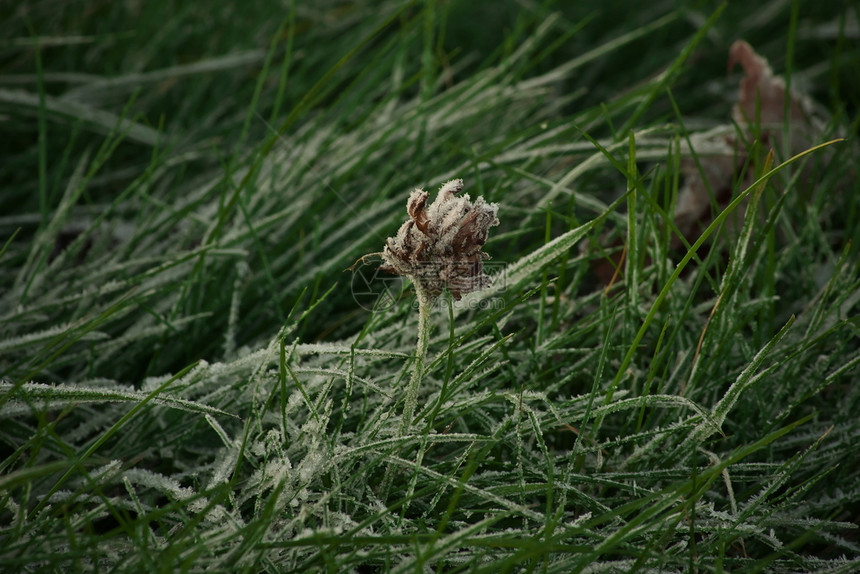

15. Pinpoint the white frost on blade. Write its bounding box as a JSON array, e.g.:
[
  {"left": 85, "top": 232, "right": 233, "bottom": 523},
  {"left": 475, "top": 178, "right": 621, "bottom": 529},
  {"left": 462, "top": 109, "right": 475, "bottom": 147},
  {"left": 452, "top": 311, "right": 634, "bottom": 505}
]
[{"left": 123, "top": 468, "right": 207, "bottom": 513}]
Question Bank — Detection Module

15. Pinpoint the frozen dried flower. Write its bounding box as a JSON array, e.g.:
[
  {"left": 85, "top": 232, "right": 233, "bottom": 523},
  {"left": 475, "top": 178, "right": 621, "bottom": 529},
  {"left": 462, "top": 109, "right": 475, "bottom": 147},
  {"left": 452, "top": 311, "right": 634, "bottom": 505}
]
[{"left": 381, "top": 179, "right": 499, "bottom": 300}]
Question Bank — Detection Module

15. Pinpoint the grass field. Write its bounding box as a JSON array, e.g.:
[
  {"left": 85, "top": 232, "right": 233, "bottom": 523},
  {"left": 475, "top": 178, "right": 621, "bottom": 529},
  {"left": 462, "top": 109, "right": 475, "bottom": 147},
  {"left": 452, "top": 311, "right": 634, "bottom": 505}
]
[{"left": 2, "top": 1, "right": 859, "bottom": 571}]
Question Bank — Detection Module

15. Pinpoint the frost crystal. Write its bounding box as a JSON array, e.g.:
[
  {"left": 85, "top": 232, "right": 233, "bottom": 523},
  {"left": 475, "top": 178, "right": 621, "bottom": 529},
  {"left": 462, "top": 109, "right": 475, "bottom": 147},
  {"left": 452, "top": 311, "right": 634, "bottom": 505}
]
[{"left": 381, "top": 179, "right": 499, "bottom": 299}]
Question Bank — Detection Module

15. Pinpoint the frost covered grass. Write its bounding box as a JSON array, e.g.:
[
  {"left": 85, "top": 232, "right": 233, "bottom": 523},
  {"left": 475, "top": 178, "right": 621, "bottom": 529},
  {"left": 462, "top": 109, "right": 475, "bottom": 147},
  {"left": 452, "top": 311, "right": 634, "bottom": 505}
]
[{"left": 2, "top": 1, "right": 859, "bottom": 571}]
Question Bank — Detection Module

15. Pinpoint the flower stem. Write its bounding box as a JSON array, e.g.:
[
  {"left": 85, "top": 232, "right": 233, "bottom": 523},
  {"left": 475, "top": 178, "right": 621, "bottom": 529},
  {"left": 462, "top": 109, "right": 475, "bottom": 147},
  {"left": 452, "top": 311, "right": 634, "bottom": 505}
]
[{"left": 399, "top": 279, "right": 433, "bottom": 436}]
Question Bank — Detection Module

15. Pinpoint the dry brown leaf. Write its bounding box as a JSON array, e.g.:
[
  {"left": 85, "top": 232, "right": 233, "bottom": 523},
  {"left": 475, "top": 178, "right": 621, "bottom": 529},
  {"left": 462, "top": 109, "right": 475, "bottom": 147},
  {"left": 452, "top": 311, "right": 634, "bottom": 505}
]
[
  {"left": 591, "top": 40, "right": 839, "bottom": 285},
  {"left": 674, "top": 129, "right": 739, "bottom": 242},
  {"left": 729, "top": 39, "right": 822, "bottom": 154},
  {"left": 673, "top": 40, "right": 829, "bottom": 244}
]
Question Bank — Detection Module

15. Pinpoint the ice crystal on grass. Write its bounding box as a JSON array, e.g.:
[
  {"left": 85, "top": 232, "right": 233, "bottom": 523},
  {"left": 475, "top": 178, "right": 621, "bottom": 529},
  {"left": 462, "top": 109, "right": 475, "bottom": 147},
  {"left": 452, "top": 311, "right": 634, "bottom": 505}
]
[{"left": 381, "top": 179, "right": 499, "bottom": 300}]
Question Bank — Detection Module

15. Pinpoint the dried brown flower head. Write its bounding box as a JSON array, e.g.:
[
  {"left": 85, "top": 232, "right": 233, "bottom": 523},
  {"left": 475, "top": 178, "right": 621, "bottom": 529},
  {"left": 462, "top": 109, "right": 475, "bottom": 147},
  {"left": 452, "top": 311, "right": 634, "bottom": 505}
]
[{"left": 381, "top": 179, "right": 499, "bottom": 300}]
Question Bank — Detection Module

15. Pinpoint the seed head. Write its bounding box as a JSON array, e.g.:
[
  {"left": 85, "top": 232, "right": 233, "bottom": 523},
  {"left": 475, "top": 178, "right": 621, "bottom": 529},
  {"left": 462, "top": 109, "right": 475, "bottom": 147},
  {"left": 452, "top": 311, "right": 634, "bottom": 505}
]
[{"left": 381, "top": 179, "right": 499, "bottom": 300}]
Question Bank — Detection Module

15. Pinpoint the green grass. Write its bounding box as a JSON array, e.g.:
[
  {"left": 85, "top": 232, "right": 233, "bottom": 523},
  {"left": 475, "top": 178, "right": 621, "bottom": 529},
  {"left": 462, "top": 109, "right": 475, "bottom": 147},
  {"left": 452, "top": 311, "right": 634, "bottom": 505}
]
[{"left": 2, "top": 1, "right": 859, "bottom": 571}]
